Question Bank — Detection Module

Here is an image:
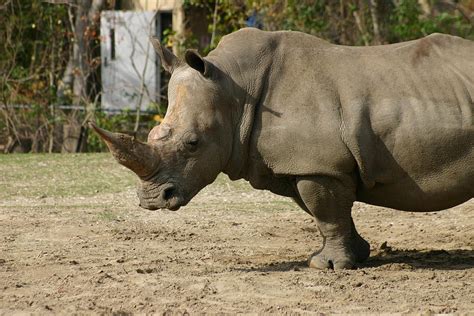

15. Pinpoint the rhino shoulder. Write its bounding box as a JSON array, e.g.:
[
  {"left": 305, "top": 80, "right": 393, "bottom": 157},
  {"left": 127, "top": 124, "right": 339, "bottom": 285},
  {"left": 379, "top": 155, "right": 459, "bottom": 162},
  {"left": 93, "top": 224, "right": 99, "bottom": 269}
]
[
  {"left": 410, "top": 32, "right": 474, "bottom": 64},
  {"left": 217, "top": 28, "right": 332, "bottom": 52},
  {"left": 423, "top": 32, "right": 471, "bottom": 43},
  {"left": 217, "top": 28, "right": 273, "bottom": 48}
]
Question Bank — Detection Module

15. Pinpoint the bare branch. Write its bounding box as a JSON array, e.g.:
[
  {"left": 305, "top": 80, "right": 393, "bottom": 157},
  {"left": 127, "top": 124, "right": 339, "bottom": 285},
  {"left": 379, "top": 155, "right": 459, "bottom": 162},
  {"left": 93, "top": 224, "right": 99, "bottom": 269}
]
[
  {"left": 210, "top": 0, "right": 219, "bottom": 48},
  {"left": 369, "top": 0, "right": 381, "bottom": 44}
]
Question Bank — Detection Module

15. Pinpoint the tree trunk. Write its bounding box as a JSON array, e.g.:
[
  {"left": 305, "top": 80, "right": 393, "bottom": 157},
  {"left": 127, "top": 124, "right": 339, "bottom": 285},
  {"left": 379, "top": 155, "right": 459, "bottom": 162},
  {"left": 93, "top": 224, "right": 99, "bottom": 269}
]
[
  {"left": 72, "top": 0, "right": 89, "bottom": 106},
  {"left": 418, "top": 0, "right": 431, "bottom": 16},
  {"left": 353, "top": 10, "right": 369, "bottom": 46},
  {"left": 369, "top": 0, "right": 382, "bottom": 44},
  {"left": 55, "top": 0, "right": 106, "bottom": 152},
  {"left": 57, "top": 0, "right": 106, "bottom": 107}
]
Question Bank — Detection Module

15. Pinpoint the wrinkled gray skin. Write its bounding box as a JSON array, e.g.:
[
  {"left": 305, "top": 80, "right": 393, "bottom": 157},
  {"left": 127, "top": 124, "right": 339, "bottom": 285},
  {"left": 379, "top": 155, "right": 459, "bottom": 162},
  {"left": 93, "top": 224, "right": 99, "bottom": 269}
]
[{"left": 94, "top": 28, "right": 474, "bottom": 269}]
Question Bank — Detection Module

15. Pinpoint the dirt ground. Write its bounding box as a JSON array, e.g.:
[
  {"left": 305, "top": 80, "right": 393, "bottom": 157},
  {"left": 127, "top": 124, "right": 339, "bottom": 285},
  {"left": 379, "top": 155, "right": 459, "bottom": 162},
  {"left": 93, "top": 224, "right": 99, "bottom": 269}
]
[{"left": 0, "top": 154, "right": 473, "bottom": 314}]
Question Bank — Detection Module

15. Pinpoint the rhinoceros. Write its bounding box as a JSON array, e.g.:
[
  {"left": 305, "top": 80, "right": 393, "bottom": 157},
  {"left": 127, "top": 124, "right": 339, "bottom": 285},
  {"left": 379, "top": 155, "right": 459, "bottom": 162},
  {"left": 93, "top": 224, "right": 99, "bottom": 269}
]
[{"left": 91, "top": 28, "right": 473, "bottom": 269}]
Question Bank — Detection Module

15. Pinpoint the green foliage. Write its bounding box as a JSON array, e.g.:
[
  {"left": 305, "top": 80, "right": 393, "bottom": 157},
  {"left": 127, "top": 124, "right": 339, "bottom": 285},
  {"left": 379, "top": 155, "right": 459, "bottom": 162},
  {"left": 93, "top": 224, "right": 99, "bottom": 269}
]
[
  {"left": 279, "top": 0, "right": 328, "bottom": 34},
  {"left": 183, "top": 0, "right": 248, "bottom": 53},
  {"left": 180, "top": 0, "right": 473, "bottom": 51},
  {"left": 0, "top": 0, "right": 70, "bottom": 105},
  {"left": 388, "top": 0, "right": 473, "bottom": 41},
  {"left": 390, "top": 0, "right": 427, "bottom": 40}
]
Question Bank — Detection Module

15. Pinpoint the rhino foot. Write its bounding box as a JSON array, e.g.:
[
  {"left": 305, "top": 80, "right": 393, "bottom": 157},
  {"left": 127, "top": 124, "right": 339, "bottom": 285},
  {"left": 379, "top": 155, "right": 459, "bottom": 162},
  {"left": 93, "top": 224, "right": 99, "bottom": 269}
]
[
  {"left": 308, "top": 233, "right": 370, "bottom": 270},
  {"left": 308, "top": 248, "right": 355, "bottom": 269}
]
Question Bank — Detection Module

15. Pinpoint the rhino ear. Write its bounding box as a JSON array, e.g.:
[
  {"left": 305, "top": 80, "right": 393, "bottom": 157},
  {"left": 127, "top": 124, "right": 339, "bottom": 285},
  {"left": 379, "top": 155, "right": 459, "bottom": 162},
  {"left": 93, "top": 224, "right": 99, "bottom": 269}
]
[
  {"left": 185, "top": 49, "right": 212, "bottom": 78},
  {"left": 150, "top": 36, "right": 181, "bottom": 73}
]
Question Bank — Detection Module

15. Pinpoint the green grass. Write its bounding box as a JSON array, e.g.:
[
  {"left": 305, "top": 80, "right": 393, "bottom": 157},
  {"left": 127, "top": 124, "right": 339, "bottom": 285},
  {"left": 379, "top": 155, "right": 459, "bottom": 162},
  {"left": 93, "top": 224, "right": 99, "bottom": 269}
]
[
  {"left": 0, "top": 153, "right": 257, "bottom": 201},
  {"left": 97, "top": 209, "right": 121, "bottom": 221},
  {"left": 0, "top": 153, "right": 295, "bottom": 214},
  {"left": 0, "top": 153, "right": 136, "bottom": 199},
  {"left": 0, "top": 153, "right": 294, "bottom": 212}
]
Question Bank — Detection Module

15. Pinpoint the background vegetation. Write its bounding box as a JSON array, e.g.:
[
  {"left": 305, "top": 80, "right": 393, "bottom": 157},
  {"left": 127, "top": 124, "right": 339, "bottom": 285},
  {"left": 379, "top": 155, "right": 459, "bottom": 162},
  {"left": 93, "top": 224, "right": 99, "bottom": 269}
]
[
  {"left": 184, "top": 0, "right": 473, "bottom": 50},
  {"left": 1, "top": 0, "right": 473, "bottom": 153}
]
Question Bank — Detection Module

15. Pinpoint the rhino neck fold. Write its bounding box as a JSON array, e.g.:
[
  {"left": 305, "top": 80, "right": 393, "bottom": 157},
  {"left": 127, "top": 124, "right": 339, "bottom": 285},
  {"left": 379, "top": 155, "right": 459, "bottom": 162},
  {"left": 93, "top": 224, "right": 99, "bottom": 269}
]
[
  {"left": 223, "top": 97, "right": 257, "bottom": 181},
  {"left": 207, "top": 35, "right": 274, "bottom": 180},
  {"left": 209, "top": 58, "right": 256, "bottom": 180}
]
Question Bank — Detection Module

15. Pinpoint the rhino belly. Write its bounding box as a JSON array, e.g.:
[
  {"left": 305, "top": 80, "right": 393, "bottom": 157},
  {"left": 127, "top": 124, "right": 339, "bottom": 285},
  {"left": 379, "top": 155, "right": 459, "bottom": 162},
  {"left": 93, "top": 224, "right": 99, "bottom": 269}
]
[
  {"left": 355, "top": 116, "right": 474, "bottom": 212},
  {"left": 356, "top": 162, "right": 473, "bottom": 212}
]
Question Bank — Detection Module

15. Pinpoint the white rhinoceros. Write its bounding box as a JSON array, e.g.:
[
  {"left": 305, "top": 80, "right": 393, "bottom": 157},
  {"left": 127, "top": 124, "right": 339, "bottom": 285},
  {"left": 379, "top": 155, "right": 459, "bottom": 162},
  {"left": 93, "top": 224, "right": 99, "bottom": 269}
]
[{"left": 91, "top": 28, "right": 473, "bottom": 269}]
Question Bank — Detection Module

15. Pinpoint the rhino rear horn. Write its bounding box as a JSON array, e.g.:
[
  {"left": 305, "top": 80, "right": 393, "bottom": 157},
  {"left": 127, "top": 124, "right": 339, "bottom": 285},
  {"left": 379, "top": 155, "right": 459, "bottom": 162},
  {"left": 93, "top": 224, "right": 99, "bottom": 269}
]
[{"left": 89, "top": 122, "right": 159, "bottom": 178}]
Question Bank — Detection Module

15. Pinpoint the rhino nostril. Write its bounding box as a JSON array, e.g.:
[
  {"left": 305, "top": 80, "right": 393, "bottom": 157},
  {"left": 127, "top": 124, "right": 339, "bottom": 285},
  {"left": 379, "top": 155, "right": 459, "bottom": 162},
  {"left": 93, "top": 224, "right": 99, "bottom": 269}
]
[{"left": 163, "top": 187, "right": 175, "bottom": 201}]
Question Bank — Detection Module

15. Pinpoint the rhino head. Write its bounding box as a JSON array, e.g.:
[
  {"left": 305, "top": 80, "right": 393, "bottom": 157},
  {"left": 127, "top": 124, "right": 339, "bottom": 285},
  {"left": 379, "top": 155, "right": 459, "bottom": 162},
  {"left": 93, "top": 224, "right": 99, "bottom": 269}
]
[{"left": 91, "top": 39, "right": 237, "bottom": 211}]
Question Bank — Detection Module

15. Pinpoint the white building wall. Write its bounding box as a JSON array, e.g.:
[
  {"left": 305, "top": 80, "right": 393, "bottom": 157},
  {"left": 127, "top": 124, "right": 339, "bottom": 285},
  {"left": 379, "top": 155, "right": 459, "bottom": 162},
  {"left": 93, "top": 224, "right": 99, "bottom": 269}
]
[
  {"left": 121, "top": 0, "right": 175, "bottom": 11},
  {"left": 100, "top": 11, "right": 158, "bottom": 111}
]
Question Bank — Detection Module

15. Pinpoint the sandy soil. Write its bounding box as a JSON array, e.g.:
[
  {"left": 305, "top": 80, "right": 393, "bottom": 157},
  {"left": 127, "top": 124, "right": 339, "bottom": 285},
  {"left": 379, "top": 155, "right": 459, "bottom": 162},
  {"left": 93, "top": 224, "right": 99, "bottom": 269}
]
[{"left": 0, "top": 158, "right": 473, "bottom": 314}]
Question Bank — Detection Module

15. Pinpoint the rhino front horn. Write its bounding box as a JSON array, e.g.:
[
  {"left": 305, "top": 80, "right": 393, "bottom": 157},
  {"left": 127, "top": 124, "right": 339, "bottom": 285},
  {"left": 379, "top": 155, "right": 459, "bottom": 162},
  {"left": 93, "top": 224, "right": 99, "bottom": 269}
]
[{"left": 89, "top": 122, "right": 159, "bottom": 178}]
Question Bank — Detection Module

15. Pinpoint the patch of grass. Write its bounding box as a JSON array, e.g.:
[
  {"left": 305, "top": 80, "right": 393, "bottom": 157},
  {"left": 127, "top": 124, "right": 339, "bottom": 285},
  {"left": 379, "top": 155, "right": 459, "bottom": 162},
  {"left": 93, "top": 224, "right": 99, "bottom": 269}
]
[
  {"left": 97, "top": 209, "right": 120, "bottom": 221},
  {"left": 0, "top": 153, "right": 263, "bottom": 201},
  {"left": 212, "top": 174, "right": 251, "bottom": 190},
  {"left": 0, "top": 153, "right": 136, "bottom": 199},
  {"left": 201, "top": 200, "right": 297, "bottom": 213}
]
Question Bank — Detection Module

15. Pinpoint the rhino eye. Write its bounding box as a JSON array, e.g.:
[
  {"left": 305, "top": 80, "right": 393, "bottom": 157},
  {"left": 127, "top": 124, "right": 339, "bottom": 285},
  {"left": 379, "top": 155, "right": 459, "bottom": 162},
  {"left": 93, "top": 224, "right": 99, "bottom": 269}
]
[
  {"left": 187, "top": 139, "right": 198, "bottom": 146},
  {"left": 185, "top": 138, "right": 199, "bottom": 151}
]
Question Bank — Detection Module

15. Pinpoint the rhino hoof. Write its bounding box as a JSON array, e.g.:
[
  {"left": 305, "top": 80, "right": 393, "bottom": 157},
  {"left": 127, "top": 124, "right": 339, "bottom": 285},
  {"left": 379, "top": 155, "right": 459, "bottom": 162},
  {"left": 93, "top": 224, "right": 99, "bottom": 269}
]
[
  {"left": 308, "top": 236, "right": 370, "bottom": 270},
  {"left": 308, "top": 253, "right": 355, "bottom": 270}
]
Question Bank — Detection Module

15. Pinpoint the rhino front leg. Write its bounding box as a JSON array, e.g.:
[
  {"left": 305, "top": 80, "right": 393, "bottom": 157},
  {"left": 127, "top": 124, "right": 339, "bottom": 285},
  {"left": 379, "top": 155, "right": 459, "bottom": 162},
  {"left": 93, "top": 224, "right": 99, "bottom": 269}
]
[{"left": 295, "top": 176, "right": 370, "bottom": 269}]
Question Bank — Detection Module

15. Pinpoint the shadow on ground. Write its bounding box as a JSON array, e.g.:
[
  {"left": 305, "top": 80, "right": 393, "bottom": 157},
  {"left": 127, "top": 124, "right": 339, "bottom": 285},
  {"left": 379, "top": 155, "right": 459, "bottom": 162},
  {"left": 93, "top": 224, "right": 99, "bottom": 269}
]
[
  {"left": 235, "top": 260, "right": 309, "bottom": 273},
  {"left": 366, "top": 248, "right": 474, "bottom": 270},
  {"left": 234, "top": 249, "right": 474, "bottom": 272}
]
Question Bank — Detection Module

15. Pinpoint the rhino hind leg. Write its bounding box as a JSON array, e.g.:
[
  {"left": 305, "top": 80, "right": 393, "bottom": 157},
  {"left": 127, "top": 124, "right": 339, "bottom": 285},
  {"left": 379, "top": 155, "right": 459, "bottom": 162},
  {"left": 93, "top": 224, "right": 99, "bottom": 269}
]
[{"left": 295, "top": 176, "right": 370, "bottom": 269}]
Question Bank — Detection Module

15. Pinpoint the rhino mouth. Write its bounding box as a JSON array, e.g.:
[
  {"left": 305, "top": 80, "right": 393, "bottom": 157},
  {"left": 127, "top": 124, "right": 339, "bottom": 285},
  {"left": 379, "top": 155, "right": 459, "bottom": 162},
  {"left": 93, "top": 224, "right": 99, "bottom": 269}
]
[
  {"left": 165, "top": 195, "right": 183, "bottom": 211},
  {"left": 138, "top": 183, "right": 190, "bottom": 211},
  {"left": 139, "top": 196, "right": 183, "bottom": 211},
  {"left": 137, "top": 183, "right": 181, "bottom": 211}
]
